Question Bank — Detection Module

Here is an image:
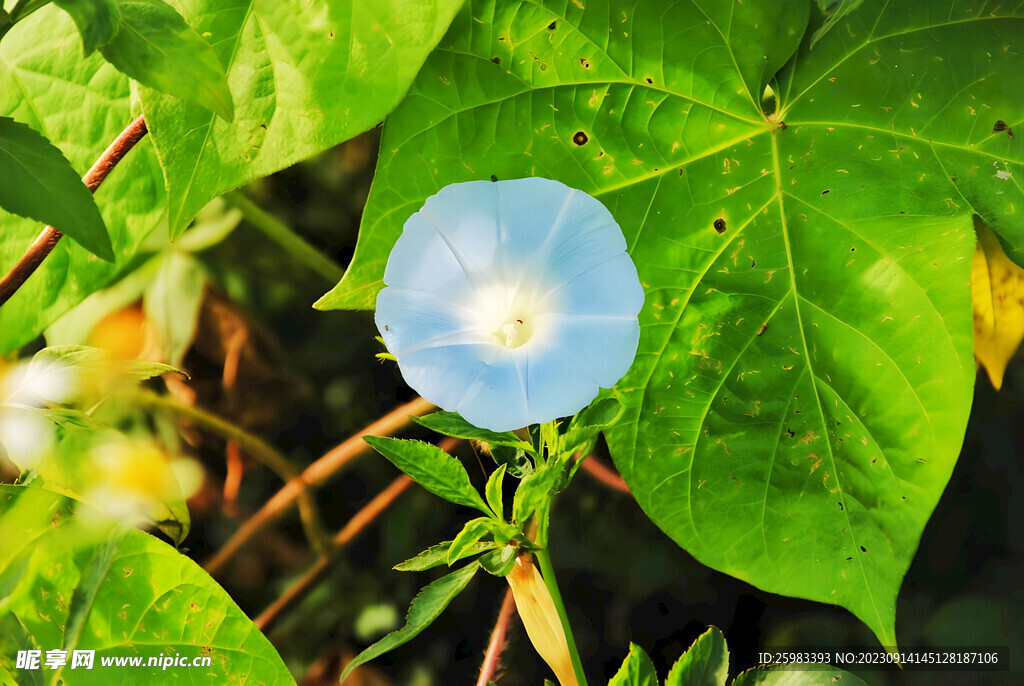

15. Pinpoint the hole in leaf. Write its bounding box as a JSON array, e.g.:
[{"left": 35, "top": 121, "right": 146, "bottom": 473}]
[
  {"left": 713, "top": 218, "right": 726, "bottom": 233},
  {"left": 573, "top": 131, "right": 589, "bottom": 146}
]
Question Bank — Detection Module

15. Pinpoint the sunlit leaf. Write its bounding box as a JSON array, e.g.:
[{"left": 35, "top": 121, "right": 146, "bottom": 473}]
[
  {"left": 665, "top": 627, "right": 727, "bottom": 686},
  {"left": 0, "top": 116, "right": 111, "bottom": 261},
  {"left": 364, "top": 436, "right": 491, "bottom": 515},
  {"left": 53, "top": 0, "right": 120, "bottom": 55},
  {"left": 143, "top": 251, "right": 206, "bottom": 368},
  {"left": 141, "top": 0, "right": 465, "bottom": 238},
  {"left": 0, "top": 485, "right": 294, "bottom": 684},
  {"left": 609, "top": 643, "right": 658, "bottom": 686},
  {"left": 100, "top": 0, "right": 233, "bottom": 120},
  {"left": 0, "top": 6, "right": 167, "bottom": 354}
]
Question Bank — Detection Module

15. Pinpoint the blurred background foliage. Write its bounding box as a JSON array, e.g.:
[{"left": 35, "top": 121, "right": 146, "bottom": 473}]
[{"left": 2, "top": 128, "right": 1019, "bottom": 686}]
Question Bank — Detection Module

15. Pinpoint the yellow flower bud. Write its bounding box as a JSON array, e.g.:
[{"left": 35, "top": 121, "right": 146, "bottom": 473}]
[{"left": 506, "top": 554, "right": 578, "bottom": 686}]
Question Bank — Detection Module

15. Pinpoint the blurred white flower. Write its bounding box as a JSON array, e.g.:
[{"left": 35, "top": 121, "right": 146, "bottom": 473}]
[{"left": 376, "top": 178, "right": 643, "bottom": 431}]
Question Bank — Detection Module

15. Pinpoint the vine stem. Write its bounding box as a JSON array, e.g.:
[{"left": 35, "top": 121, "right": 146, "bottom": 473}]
[
  {"left": 204, "top": 395, "right": 434, "bottom": 576},
  {"left": 224, "top": 191, "right": 344, "bottom": 284},
  {"left": 577, "top": 454, "right": 631, "bottom": 495},
  {"left": 476, "top": 588, "right": 517, "bottom": 686},
  {"left": 0, "top": 114, "right": 148, "bottom": 307},
  {"left": 130, "top": 388, "right": 329, "bottom": 554},
  {"left": 254, "top": 436, "right": 459, "bottom": 632},
  {"left": 535, "top": 547, "right": 588, "bottom": 686}
]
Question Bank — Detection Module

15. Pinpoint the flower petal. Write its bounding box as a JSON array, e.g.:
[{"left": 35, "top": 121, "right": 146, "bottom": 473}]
[
  {"left": 533, "top": 313, "right": 641, "bottom": 388},
  {"left": 494, "top": 178, "right": 625, "bottom": 288},
  {"left": 538, "top": 252, "right": 644, "bottom": 318},
  {"left": 524, "top": 341, "right": 600, "bottom": 424},
  {"left": 382, "top": 211, "right": 478, "bottom": 303},
  {"left": 376, "top": 287, "right": 481, "bottom": 357}
]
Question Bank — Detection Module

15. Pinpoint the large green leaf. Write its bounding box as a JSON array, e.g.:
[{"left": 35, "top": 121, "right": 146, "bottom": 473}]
[
  {"left": 141, "top": 0, "right": 466, "bottom": 238},
  {"left": 321, "top": 0, "right": 1024, "bottom": 647},
  {"left": 0, "top": 6, "right": 167, "bottom": 353},
  {"left": 0, "top": 116, "right": 111, "bottom": 261},
  {"left": 99, "top": 0, "right": 234, "bottom": 121},
  {"left": 0, "top": 485, "right": 294, "bottom": 685},
  {"left": 53, "top": 0, "right": 120, "bottom": 55}
]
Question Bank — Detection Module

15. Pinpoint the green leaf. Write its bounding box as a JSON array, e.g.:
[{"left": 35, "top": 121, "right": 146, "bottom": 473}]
[
  {"left": 330, "top": 0, "right": 1015, "bottom": 647},
  {"left": 609, "top": 643, "right": 658, "bottom": 686},
  {"left": 478, "top": 545, "right": 516, "bottom": 577},
  {"left": 485, "top": 463, "right": 507, "bottom": 519},
  {"left": 394, "top": 540, "right": 498, "bottom": 572},
  {"left": 0, "top": 5, "right": 167, "bottom": 354},
  {"left": 30, "top": 344, "right": 181, "bottom": 381},
  {"left": 447, "top": 516, "right": 493, "bottom": 565},
  {"left": 809, "top": 0, "right": 864, "bottom": 48},
  {"left": 364, "top": 437, "right": 491, "bottom": 515},
  {"left": 0, "top": 116, "right": 112, "bottom": 261},
  {"left": 54, "top": 0, "right": 120, "bottom": 54},
  {"left": 143, "top": 251, "right": 206, "bottom": 367},
  {"left": 99, "top": 0, "right": 233, "bottom": 121},
  {"left": 732, "top": 666, "right": 865, "bottom": 686},
  {"left": 0, "top": 484, "right": 295, "bottom": 684},
  {"left": 564, "top": 395, "right": 625, "bottom": 454},
  {"left": 339, "top": 561, "right": 480, "bottom": 685},
  {"left": 665, "top": 627, "right": 728, "bottom": 686},
  {"left": 512, "top": 464, "right": 562, "bottom": 526},
  {"left": 490, "top": 444, "right": 534, "bottom": 479},
  {"left": 140, "top": 0, "right": 465, "bottom": 239},
  {"left": 413, "top": 411, "right": 536, "bottom": 453}
]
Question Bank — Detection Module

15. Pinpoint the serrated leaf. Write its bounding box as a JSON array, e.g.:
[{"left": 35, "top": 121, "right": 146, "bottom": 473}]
[
  {"left": 0, "top": 485, "right": 294, "bottom": 684},
  {"left": 54, "top": 0, "right": 120, "bottom": 54},
  {"left": 328, "top": 0, "right": 1016, "bottom": 648},
  {"left": 0, "top": 6, "right": 167, "bottom": 354},
  {"left": 512, "top": 465, "right": 561, "bottom": 526},
  {"left": 0, "top": 116, "right": 111, "bottom": 261},
  {"left": 609, "top": 643, "right": 658, "bottom": 686},
  {"left": 365, "top": 437, "right": 491, "bottom": 515},
  {"left": 485, "top": 463, "right": 507, "bottom": 519},
  {"left": 971, "top": 218, "right": 1024, "bottom": 390},
  {"left": 447, "top": 517, "right": 493, "bottom": 565},
  {"left": 140, "top": 0, "right": 465, "bottom": 239},
  {"left": 100, "top": 0, "right": 233, "bottom": 121},
  {"left": 732, "top": 667, "right": 865, "bottom": 686},
  {"left": 413, "top": 411, "right": 535, "bottom": 453},
  {"left": 143, "top": 251, "right": 206, "bottom": 367},
  {"left": 478, "top": 545, "right": 516, "bottom": 577},
  {"left": 665, "top": 627, "right": 728, "bottom": 686},
  {"left": 339, "top": 561, "right": 480, "bottom": 685},
  {"left": 394, "top": 540, "right": 498, "bottom": 572}
]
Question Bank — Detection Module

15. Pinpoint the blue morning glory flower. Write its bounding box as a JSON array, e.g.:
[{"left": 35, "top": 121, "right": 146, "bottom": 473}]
[{"left": 375, "top": 178, "right": 643, "bottom": 432}]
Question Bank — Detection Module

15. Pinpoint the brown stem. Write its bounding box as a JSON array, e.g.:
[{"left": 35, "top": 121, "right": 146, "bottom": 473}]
[
  {"left": 254, "top": 436, "right": 459, "bottom": 632},
  {"left": 476, "top": 588, "right": 517, "bottom": 686},
  {"left": 0, "top": 114, "right": 148, "bottom": 307},
  {"left": 577, "top": 454, "right": 631, "bottom": 495},
  {"left": 254, "top": 474, "right": 414, "bottom": 633},
  {"left": 205, "top": 395, "right": 435, "bottom": 576}
]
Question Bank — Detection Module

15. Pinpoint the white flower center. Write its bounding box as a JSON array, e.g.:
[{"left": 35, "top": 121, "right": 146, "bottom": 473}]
[{"left": 494, "top": 317, "right": 533, "bottom": 348}]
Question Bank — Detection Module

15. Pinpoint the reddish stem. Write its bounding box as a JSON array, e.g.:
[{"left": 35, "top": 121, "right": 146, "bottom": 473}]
[
  {"left": 204, "top": 395, "right": 434, "bottom": 576},
  {"left": 476, "top": 588, "right": 517, "bottom": 686},
  {"left": 254, "top": 436, "right": 459, "bottom": 632},
  {"left": 0, "top": 114, "right": 148, "bottom": 307},
  {"left": 578, "top": 454, "right": 631, "bottom": 495}
]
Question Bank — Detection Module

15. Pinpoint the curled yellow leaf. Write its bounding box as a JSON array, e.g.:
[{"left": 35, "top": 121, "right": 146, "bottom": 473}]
[{"left": 972, "top": 220, "right": 1024, "bottom": 390}]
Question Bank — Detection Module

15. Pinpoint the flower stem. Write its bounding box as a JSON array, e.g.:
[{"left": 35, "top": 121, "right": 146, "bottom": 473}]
[{"left": 534, "top": 546, "right": 588, "bottom": 686}]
